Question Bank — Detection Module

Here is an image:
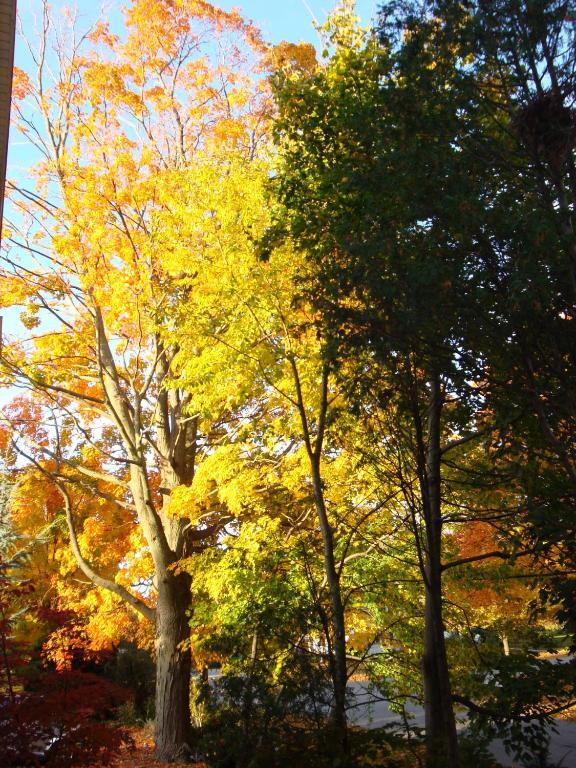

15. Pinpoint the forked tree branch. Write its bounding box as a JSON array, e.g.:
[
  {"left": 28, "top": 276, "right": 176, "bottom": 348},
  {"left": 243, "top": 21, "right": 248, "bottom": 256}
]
[{"left": 57, "top": 482, "right": 155, "bottom": 622}]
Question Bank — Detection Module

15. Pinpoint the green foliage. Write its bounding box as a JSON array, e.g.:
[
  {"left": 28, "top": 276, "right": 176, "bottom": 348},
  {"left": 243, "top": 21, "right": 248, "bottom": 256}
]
[
  {"left": 194, "top": 660, "right": 333, "bottom": 768},
  {"left": 267, "top": 1, "right": 576, "bottom": 764},
  {"left": 104, "top": 642, "right": 156, "bottom": 722}
]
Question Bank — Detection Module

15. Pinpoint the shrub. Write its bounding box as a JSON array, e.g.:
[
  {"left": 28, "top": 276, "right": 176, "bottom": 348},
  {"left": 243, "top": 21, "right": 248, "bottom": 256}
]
[{"left": 0, "top": 670, "right": 133, "bottom": 766}]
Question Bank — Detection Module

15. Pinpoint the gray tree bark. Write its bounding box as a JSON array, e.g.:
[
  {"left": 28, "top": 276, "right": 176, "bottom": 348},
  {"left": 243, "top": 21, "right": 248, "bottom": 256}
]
[
  {"left": 293, "top": 361, "right": 349, "bottom": 765},
  {"left": 418, "top": 373, "right": 459, "bottom": 768}
]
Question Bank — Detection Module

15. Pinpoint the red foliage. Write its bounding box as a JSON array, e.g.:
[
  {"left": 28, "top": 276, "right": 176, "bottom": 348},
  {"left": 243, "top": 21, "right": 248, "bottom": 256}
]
[
  {"left": 0, "top": 671, "right": 133, "bottom": 767},
  {"left": 41, "top": 616, "right": 114, "bottom": 672},
  {"left": 36, "top": 606, "right": 77, "bottom": 626},
  {"left": 1, "top": 558, "right": 132, "bottom": 767}
]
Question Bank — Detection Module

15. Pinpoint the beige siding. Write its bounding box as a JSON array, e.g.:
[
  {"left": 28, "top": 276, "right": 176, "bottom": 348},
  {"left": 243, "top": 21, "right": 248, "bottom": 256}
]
[{"left": 0, "top": 0, "right": 17, "bottom": 238}]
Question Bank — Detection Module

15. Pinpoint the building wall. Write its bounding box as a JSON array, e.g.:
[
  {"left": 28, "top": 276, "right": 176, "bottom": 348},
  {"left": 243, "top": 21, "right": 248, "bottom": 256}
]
[{"left": 0, "top": 0, "right": 17, "bottom": 236}]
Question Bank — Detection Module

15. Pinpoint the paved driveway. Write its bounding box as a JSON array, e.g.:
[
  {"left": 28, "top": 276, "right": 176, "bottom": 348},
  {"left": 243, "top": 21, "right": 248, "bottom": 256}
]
[{"left": 348, "top": 681, "right": 576, "bottom": 767}]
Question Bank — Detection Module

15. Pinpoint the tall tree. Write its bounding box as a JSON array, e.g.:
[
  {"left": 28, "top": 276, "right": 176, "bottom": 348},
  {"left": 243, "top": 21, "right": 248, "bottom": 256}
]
[
  {"left": 462, "top": 0, "right": 576, "bottom": 630},
  {"left": 268, "top": 6, "right": 461, "bottom": 765},
  {"left": 266, "top": 2, "right": 548, "bottom": 765},
  {"left": 1, "top": 0, "right": 265, "bottom": 759},
  {"left": 380, "top": 0, "right": 576, "bottom": 649},
  {"left": 161, "top": 160, "right": 374, "bottom": 762}
]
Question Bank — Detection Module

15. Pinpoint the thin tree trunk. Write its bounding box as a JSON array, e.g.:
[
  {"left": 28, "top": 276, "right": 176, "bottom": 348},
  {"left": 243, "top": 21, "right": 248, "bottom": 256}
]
[
  {"left": 311, "top": 458, "right": 348, "bottom": 765},
  {"left": 422, "top": 374, "right": 459, "bottom": 768},
  {"left": 423, "top": 578, "right": 459, "bottom": 768},
  {"left": 291, "top": 360, "right": 348, "bottom": 765},
  {"left": 423, "top": 589, "right": 443, "bottom": 757},
  {"left": 251, "top": 629, "right": 259, "bottom": 662}
]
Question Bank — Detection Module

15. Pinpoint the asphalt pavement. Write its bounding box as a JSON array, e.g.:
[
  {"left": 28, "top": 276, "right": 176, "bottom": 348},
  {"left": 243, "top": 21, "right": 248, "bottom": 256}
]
[{"left": 347, "top": 681, "right": 576, "bottom": 767}]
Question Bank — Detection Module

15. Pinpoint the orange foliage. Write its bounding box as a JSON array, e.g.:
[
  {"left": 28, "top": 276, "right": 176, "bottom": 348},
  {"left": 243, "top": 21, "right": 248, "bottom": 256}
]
[
  {"left": 10, "top": 66, "right": 32, "bottom": 101},
  {"left": 455, "top": 520, "right": 499, "bottom": 563},
  {"left": 269, "top": 41, "right": 318, "bottom": 74}
]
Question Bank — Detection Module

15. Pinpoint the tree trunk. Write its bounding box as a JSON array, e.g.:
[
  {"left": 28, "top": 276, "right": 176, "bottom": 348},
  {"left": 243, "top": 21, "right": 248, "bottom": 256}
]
[
  {"left": 154, "top": 570, "right": 193, "bottom": 763},
  {"left": 251, "top": 629, "right": 259, "bottom": 662},
  {"left": 422, "top": 594, "right": 442, "bottom": 742},
  {"left": 422, "top": 374, "right": 459, "bottom": 768},
  {"left": 422, "top": 575, "right": 459, "bottom": 768},
  {"left": 311, "top": 459, "right": 348, "bottom": 766},
  {"left": 292, "top": 361, "right": 348, "bottom": 765}
]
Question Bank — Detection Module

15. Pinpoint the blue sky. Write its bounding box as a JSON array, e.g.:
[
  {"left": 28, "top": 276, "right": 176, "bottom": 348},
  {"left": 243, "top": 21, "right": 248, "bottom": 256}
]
[{"left": 217, "top": 0, "right": 379, "bottom": 42}]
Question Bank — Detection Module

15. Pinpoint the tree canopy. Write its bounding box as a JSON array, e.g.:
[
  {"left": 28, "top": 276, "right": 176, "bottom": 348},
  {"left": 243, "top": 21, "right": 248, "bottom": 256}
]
[{"left": 1, "top": 2, "right": 575, "bottom": 768}]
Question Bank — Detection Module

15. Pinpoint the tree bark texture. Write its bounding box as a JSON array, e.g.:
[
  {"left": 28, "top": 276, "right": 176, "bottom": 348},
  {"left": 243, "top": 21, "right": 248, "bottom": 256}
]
[
  {"left": 97, "top": 322, "right": 198, "bottom": 762},
  {"left": 154, "top": 570, "right": 193, "bottom": 762},
  {"left": 421, "top": 374, "right": 459, "bottom": 768}
]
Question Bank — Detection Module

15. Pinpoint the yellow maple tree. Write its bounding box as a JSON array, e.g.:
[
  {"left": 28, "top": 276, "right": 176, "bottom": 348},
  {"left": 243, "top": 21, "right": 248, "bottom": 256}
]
[{"left": 1, "top": 0, "right": 268, "bottom": 759}]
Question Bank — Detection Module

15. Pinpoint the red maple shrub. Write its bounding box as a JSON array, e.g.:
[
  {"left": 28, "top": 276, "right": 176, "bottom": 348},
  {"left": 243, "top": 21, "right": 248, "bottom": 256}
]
[
  {"left": 0, "top": 559, "right": 133, "bottom": 766},
  {"left": 0, "top": 670, "right": 133, "bottom": 767}
]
